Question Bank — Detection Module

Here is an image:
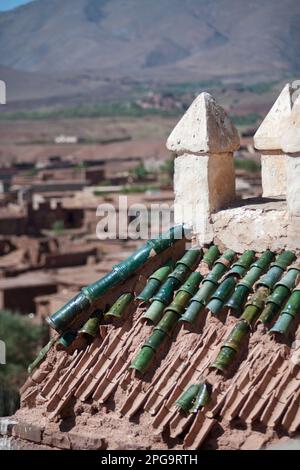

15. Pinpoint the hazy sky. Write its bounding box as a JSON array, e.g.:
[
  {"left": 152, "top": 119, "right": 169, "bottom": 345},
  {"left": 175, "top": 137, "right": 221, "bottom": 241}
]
[{"left": 0, "top": 0, "right": 36, "bottom": 11}]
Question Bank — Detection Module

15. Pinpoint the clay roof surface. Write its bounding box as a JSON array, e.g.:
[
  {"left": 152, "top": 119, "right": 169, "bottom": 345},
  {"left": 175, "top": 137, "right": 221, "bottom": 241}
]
[{"left": 18, "top": 245, "right": 300, "bottom": 450}]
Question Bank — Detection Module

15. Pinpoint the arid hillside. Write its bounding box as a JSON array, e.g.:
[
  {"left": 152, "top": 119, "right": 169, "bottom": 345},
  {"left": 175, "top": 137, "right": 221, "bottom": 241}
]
[{"left": 0, "top": 0, "right": 299, "bottom": 104}]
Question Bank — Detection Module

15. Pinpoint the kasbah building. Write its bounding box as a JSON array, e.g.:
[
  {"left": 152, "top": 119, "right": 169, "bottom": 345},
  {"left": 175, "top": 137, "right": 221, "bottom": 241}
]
[{"left": 1, "top": 83, "right": 300, "bottom": 451}]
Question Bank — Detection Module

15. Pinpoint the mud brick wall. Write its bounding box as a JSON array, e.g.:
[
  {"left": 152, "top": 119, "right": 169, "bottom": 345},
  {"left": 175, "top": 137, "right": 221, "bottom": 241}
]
[{"left": 0, "top": 283, "right": 57, "bottom": 314}]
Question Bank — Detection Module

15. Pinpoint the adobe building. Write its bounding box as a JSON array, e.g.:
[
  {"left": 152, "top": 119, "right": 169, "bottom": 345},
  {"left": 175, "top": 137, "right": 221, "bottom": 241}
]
[
  {"left": 0, "top": 272, "right": 57, "bottom": 315},
  {"left": 0, "top": 235, "right": 100, "bottom": 278},
  {"left": 0, "top": 208, "right": 27, "bottom": 236},
  {"left": 1, "top": 88, "right": 300, "bottom": 450}
]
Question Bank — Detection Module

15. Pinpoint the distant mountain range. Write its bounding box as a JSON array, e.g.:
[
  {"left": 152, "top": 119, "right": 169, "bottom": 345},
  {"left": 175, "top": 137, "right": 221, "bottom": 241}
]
[{"left": 0, "top": 0, "right": 299, "bottom": 105}]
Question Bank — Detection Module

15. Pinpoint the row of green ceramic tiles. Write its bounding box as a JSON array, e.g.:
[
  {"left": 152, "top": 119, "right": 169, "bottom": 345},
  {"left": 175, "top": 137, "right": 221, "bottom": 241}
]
[{"left": 131, "top": 248, "right": 299, "bottom": 375}]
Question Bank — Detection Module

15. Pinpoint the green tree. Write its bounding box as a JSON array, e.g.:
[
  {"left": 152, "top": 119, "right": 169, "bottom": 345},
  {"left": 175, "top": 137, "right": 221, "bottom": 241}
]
[
  {"left": 159, "top": 157, "right": 175, "bottom": 183},
  {"left": 75, "top": 162, "right": 88, "bottom": 171},
  {"left": 130, "top": 163, "right": 149, "bottom": 181},
  {"left": 51, "top": 219, "right": 65, "bottom": 235},
  {"left": 0, "top": 311, "right": 45, "bottom": 416}
]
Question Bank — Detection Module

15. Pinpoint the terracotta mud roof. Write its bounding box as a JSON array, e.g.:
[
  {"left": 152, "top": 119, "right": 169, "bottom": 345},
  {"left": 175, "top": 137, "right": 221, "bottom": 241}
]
[
  {"left": 0, "top": 271, "right": 56, "bottom": 289},
  {"left": 17, "top": 230, "right": 300, "bottom": 450},
  {"left": 62, "top": 192, "right": 174, "bottom": 210},
  {"left": 0, "top": 208, "right": 26, "bottom": 219}
]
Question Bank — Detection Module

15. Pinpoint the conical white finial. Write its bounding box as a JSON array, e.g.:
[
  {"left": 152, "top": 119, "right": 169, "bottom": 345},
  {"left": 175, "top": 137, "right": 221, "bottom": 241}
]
[
  {"left": 254, "top": 84, "right": 293, "bottom": 151},
  {"left": 281, "top": 94, "right": 300, "bottom": 153},
  {"left": 167, "top": 92, "right": 240, "bottom": 155}
]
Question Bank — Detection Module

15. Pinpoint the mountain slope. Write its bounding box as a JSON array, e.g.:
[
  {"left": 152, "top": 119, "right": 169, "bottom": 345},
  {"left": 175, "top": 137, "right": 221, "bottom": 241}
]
[{"left": 0, "top": 0, "right": 299, "bottom": 80}]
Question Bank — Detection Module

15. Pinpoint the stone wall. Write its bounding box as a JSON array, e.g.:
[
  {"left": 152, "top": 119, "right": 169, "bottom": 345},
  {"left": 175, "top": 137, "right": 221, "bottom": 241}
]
[{"left": 212, "top": 199, "right": 300, "bottom": 254}]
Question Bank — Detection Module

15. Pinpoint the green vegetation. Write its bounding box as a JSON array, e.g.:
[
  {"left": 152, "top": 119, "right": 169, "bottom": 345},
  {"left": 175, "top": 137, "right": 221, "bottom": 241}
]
[
  {"left": 120, "top": 184, "right": 159, "bottom": 194},
  {"left": 160, "top": 158, "right": 175, "bottom": 179},
  {"left": 25, "top": 168, "right": 38, "bottom": 177},
  {"left": 96, "top": 180, "right": 112, "bottom": 187},
  {"left": 0, "top": 102, "right": 181, "bottom": 121},
  {"left": 232, "top": 113, "right": 262, "bottom": 127},
  {"left": 78, "top": 136, "right": 131, "bottom": 145},
  {"left": 93, "top": 183, "right": 159, "bottom": 196},
  {"left": 159, "top": 80, "right": 223, "bottom": 95},
  {"left": 75, "top": 162, "right": 88, "bottom": 171},
  {"left": 0, "top": 78, "right": 276, "bottom": 123},
  {"left": 0, "top": 105, "right": 263, "bottom": 125},
  {"left": 242, "top": 81, "right": 278, "bottom": 95},
  {"left": 0, "top": 311, "right": 45, "bottom": 416},
  {"left": 133, "top": 80, "right": 223, "bottom": 95},
  {"left": 93, "top": 191, "right": 110, "bottom": 196},
  {"left": 130, "top": 163, "right": 149, "bottom": 181},
  {"left": 234, "top": 158, "right": 261, "bottom": 173},
  {"left": 51, "top": 220, "right": 65, "bottom": 235}
]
